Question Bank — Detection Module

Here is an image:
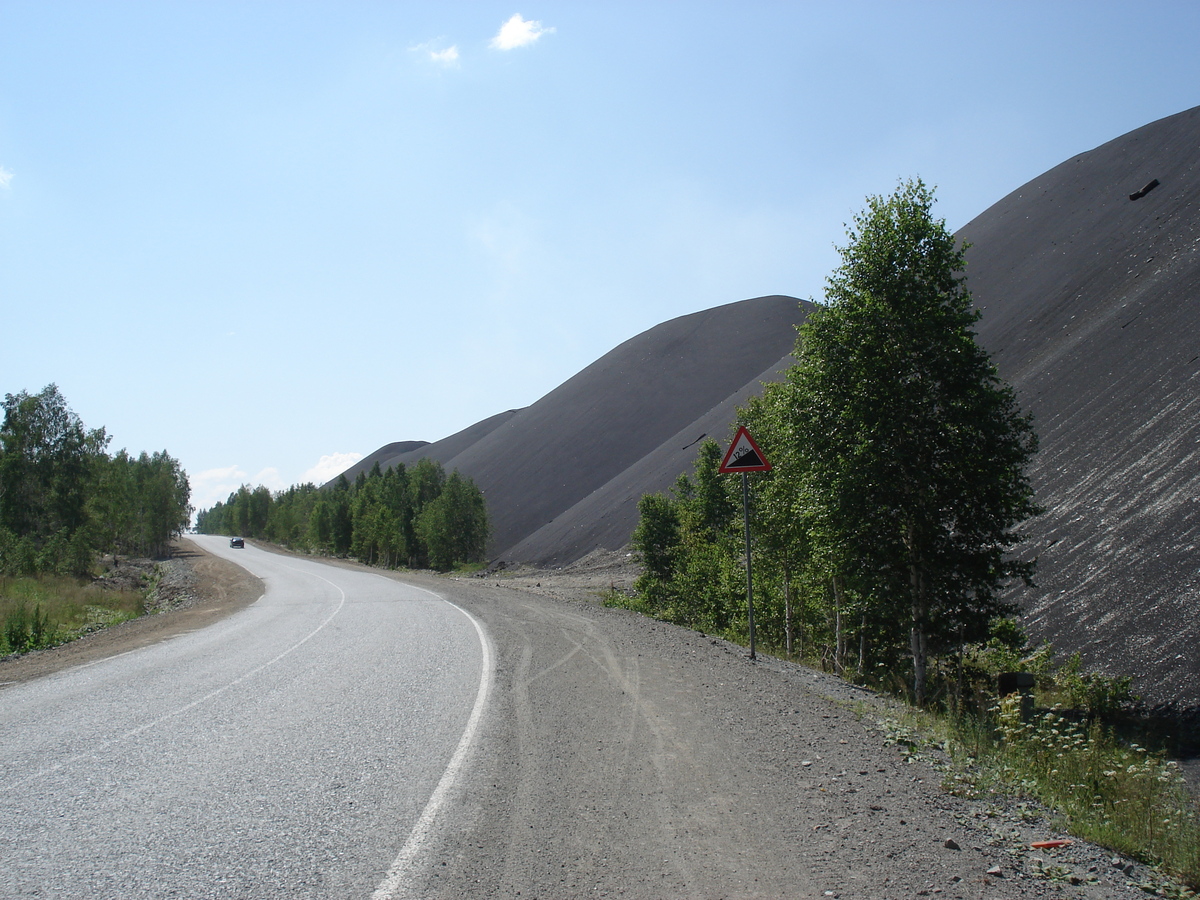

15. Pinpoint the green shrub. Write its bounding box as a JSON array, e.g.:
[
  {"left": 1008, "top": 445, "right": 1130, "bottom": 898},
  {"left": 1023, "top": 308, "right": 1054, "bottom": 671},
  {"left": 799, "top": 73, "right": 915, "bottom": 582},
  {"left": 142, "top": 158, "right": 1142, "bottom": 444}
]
[
  {"left": 1051, "top": 652, "right": 1136, "bottom": 722},
  {"left": 3, "top": 601, "right": 57, "bottom": 653},
  {"left": 0, "top": 573, "right": 144, "bottom": 656}
]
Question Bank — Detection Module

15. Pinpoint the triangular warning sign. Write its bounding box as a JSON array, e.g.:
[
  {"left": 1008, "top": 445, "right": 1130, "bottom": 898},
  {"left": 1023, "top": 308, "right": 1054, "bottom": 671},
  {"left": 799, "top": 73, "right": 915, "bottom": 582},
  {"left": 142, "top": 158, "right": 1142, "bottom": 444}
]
[{"left": 719, "top": 426, "right": 772, "bottom": 473}]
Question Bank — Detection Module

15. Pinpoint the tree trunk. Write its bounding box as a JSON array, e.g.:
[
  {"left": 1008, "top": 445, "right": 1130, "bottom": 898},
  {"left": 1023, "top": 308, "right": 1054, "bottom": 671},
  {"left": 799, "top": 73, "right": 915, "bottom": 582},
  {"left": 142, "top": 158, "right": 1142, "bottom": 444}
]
[
  {"left": 954, "top": 622, "right": 965, "bottom": 715},
  {"left": 907, "top": 523, "right": 929, "bottom": 706},
  {"left": 909, "top": 568, "right": 929, "bottom": 706},
  {"left": 832, "top": 575, "right": 846, "bottom": 675},
  {"left": 783, "top": 564, "right": 793, "bottom": 657},
  {"left": 858, "top": 611, "right": 866, "bottom": 675}
]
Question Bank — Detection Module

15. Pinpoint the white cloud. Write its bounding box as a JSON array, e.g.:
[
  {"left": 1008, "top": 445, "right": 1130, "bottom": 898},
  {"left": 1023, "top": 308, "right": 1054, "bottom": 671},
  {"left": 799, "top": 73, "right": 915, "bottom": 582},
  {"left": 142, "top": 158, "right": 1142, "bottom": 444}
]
[
  {"left": 0, "top": 166, "right": 13, "bottom": 189},
  {"left": 490, "top": 14, "right": 554, "bottom": 50},
  {"left": 429, "top": 45, "right": 460, "bottom": 67},
  {"left": 189, "top": 455, "right": 360, "bottom": 513},
  {"left": 188, "top": 464, "right": 289, "bottom": 515},
  {"left": 190, "top": 464, "right": 249, "bottom": 514},
  {"left": 411, "top": 40, "right": 460, "bottom": 68},
  {"left": 301, "top": 452, "right": 363, "bottom": 486},
  {"left": 252, "top": 467, "right": 288, "bottom": 492}
]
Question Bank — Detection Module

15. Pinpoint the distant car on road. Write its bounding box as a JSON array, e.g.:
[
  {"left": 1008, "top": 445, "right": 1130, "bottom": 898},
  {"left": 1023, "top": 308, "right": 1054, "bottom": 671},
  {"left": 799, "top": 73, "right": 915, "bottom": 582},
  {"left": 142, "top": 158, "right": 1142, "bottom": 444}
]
[{"left": 230, "top": 537, "right": 245, "bottom": 548}]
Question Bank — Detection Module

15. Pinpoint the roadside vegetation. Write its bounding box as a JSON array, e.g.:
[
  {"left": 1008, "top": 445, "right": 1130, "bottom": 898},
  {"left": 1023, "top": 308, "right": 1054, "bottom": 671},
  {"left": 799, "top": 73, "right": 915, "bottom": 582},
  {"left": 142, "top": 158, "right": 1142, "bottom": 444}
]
[
  {"left": 0, "top": 384, "right": 191, "bottom": 657},
  {"left": 1, "top": 573, "right": 145, "bottom": 655},
  {"left": 615, "top": 180, "right": 1038, "bottom": 704},
  {"left": 611, "top": 179, "right": 1199, "bottom": 891},
  {"left": 195, "top": 459, "right": 489, "bottom": 572},
  {"left": 879, "top": 642, "right": 1199, "bottom": 894}
]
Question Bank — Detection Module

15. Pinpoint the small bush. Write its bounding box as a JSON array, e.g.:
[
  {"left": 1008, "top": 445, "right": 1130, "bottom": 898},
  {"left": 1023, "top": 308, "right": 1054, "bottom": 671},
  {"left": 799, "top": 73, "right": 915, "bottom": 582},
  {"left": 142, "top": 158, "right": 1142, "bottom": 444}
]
[
  {"left": 1051, "top": 652, "right": 1136, "bottom": 722},
  {"left": 3, "top": 602, "right": 58, "bottom": 653},
  {"left": 868, "top": 633, "right": 1199, "bottom": 892}
]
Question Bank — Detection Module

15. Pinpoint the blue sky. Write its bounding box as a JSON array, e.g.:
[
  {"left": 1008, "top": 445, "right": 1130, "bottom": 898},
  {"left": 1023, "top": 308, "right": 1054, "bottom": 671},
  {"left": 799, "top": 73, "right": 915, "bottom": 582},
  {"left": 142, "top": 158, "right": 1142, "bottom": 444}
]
[{"left": 2, "top": 2, "right": 1198, "bottom": 515}]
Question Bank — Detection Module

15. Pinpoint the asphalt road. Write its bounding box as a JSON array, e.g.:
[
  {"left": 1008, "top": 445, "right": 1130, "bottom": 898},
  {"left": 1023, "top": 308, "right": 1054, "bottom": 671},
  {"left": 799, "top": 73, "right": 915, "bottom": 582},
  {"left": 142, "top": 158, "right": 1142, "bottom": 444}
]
[
  {"left": 1, "top": 545, "right": 1170, "bottom": 900},
  {"left": 0, "top": 536, "right": 490, "bottom": 899}
]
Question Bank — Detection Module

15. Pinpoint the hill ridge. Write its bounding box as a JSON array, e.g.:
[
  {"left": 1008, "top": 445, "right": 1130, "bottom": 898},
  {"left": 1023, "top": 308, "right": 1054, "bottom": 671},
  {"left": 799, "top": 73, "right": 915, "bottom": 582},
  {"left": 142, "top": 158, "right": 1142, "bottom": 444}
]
[{"left": 357, "top": 106, "right": 1200, "bottom": 704}]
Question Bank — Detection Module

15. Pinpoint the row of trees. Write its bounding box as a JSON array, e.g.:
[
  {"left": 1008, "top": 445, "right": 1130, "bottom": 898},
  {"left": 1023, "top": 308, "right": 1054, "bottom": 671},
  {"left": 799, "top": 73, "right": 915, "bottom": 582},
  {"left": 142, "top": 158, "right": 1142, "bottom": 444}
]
[
  {"left": 0, "top": 385, "right": 192, "bottom": 576},
  {"left": 629, "top": 180, "right": 1040, "bottom": 706},
  {"left": 195, "top": 458, "right": 489, "bottom": 572}
]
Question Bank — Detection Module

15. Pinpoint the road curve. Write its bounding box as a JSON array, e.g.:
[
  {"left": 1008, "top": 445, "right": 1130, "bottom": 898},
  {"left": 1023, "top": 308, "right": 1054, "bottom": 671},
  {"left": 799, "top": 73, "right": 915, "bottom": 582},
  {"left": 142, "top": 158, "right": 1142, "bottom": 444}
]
[
  {"left": 0, "top": 536, "right": 489, "bottom": 899},
  {"left": 386, "top": 572, "right": 1159, "bottom": 900}
]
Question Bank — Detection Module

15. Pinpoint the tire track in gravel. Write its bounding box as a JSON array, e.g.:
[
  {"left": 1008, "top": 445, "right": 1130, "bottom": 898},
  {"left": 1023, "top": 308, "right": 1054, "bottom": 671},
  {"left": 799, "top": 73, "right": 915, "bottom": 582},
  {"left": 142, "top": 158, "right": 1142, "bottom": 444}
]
[{"left": 387, "top": 570, "right": 1173, "bottom": 900}]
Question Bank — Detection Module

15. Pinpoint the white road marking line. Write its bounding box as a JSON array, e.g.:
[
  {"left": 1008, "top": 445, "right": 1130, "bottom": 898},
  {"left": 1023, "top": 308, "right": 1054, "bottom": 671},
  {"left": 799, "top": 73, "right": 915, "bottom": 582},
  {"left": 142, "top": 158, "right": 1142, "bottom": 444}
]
[
  {"left": 1, "top": 569, "right": 345, "bottom": 792},
  {"left": 372, "top": 588, "right": 494, "bottom": 900}
]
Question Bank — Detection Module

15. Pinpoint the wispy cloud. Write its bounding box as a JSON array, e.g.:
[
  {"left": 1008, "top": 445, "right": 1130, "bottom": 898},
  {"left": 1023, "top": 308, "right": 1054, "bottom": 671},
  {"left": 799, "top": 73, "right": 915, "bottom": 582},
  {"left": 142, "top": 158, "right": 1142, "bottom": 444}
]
[
  {"left": 252, "top": 467, "right": 288, "bottom": 492},
  {"left": 0, "top": 166, "right": 13, "bottom": 189},
  {"left": 189, "top": 463, "right": 291, "bottom": 515},
  {"left": 411, "top": 40, "right": 460, "bottom": 68},
  {"left": 490, "top": 14, "right": 554, "bottom": 50},
  {"left": 429, "top": 45, "right": 460, "bottom": 67},
  {"left": 190, "top": 464, "right": 248, "bottom": 514},
  {"left": 302, "top": 452, "right": 362, "bottom": 486}
]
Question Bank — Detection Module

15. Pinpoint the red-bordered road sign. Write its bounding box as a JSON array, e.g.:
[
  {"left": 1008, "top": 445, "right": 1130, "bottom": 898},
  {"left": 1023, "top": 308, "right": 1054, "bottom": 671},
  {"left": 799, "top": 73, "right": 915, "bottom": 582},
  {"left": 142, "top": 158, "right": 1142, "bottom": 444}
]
[{"left": 718, "top": 426, "right": 772, "bottom": 473}]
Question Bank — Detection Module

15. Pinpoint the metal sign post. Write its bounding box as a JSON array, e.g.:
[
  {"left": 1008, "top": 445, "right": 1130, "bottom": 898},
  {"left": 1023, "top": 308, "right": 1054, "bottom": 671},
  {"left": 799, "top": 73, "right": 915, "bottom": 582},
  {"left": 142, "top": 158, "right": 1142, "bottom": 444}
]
[
  {"left": 718, "top": 427, "right": 772, "bottom": 661},
  {"left": 740, "top": 471, "right": 757, "bottom": 659}
]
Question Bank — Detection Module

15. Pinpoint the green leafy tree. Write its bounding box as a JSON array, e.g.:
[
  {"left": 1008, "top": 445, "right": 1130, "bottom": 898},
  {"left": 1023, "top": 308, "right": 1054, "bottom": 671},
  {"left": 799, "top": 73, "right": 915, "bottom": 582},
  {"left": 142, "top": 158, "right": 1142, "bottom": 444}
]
[
  {"left": 196, "top": 460, "right": 488, "bottom": 573},
  {"left": 690, "top": 440, "right": 737, "bottom": 540},
  {"left": 328, "top": 475, "right": 354, "bottom": 556},
  {"left": 788, "top": 178, "right": 1039, "bottom": 704},
  {"left": 88, "top": 449, "right": 136, "bottom": 562},
  {"left": 0, "top": 386, "right": 190, "bottom": 573},
  {"left": 308, "top": 498, "right": 333, "bottom": 551},
  {"left": 0, "top": 385, "right": 109, "bottom": 564},
  {"left": 414, "top": 471, "right": 488, "bottom": 571},
  {"left": 738, "top": 385, "right": 813, "bottom": 657},
  {"left": 127, "top": 450, "right": 191, "bottom": 557},
  {"left": 629, "top": 447, "right": 745, "bottom": 633},
  {"left": 374, "top": 465, "right": 412, "bottom": 568},
  {"left": 630, "top": 492, "right": 682, "bottom": 615}
]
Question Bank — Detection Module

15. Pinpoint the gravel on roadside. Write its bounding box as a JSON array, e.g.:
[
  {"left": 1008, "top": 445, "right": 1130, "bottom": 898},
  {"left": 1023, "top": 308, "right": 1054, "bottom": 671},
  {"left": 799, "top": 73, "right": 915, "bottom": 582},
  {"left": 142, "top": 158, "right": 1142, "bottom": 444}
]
[{"left": 419, "top": 552, "right": 1196, "bottom": 900}]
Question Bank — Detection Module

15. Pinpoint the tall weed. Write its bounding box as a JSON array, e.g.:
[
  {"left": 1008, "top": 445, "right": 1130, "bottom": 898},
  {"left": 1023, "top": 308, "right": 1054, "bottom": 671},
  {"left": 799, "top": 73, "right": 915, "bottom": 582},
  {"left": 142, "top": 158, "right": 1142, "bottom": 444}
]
[
  {"left": 937, "top": 696, "right": 1200, "bottom": 890},
  {"left": 0, "top": 574, "right": 144, "bottom": 656},
  {"left": 992, "top": 697, "right": 1198, "bottom": 881}
]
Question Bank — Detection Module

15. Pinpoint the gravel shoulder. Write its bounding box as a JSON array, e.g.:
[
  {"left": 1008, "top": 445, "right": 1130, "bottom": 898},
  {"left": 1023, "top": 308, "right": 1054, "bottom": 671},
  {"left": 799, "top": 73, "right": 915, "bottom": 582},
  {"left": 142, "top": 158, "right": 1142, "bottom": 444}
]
[{"left": 387, "top": 557, "right": 1173, "bottom": 900}]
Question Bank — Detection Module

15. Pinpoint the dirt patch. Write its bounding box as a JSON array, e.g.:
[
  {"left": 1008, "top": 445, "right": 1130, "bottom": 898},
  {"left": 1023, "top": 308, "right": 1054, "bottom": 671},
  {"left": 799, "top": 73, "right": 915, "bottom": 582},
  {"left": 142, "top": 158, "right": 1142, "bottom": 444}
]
[
  {"left": 0, "top": 537, "right": 262, "bottom": 688},
  {"left": 481, "top": 546, "right": 639, "bottom": 604}
]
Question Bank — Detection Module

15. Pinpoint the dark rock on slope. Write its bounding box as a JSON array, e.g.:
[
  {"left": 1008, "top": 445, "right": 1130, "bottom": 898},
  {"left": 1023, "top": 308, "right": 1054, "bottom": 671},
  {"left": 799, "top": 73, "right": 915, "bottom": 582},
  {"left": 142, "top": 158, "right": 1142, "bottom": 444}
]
[
  {"left": 500, "top": 353, "right": 795, "bottom": 567},
  {"left": 386, "top": 295, "right": 812, "bottom": 563},
  {"left": 962, "top": 105, "right": 1200, "bottom": 706},
  {"left": 359, "top": 106, "right": 1200, "bottom": 705},
  {"left": 340, "top": 410, "right": 520, "bottom": 483}
]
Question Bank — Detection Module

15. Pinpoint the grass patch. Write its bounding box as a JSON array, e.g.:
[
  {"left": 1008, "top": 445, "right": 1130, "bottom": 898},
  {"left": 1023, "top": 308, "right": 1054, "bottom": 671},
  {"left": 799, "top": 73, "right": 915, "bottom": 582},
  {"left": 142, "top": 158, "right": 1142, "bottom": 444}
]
[
  {"left": 977, "top": 699, "right": 1197, "bottom": 887},
  {"left": 874, "top": 697, "right": 1200, "bottom": 895},
  {"left": 601, "top": 587, "right": 649, "bottom": 612},
  {"left": 0, "top": 574, "right": 145, "bottom": 656}
]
